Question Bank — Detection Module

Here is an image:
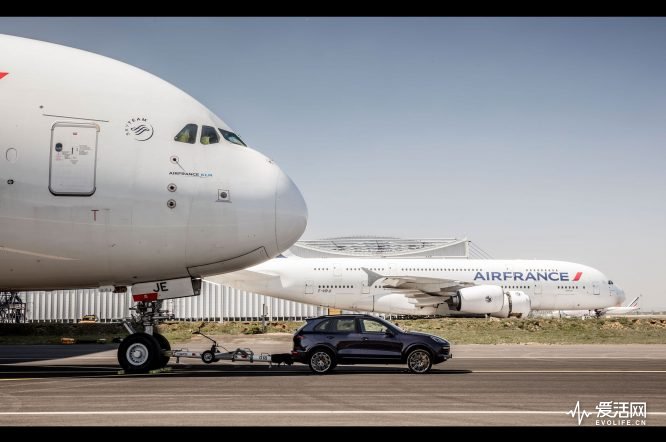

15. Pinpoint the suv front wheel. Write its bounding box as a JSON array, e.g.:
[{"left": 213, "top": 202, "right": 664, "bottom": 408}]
[
  {"left": 309, "top": 349, "right": 335, "bottom": 374},
  {"left": 406, "top": 348, "right": 432, "bottom": 374}
]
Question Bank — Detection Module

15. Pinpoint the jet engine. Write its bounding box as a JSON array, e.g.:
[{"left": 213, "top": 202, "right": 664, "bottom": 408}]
[
  {"left": 454, "top": 286, "right": 504, "bottom": 314},
  {"left": 452, "top": 286, "right": 532, "bottom": 317},
  {"left": 490, "top": 291, "right": 532, "bottom": 318}
]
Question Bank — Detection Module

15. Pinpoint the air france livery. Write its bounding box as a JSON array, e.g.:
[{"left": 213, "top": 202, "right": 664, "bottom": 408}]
[{"left": 210, "top": 258, "right": 625, "bottom": 318}]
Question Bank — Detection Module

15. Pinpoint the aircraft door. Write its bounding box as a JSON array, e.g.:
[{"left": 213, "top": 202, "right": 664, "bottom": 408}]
[
  {"left": 305, "top": 280, "right": 314, "bottom": 294},
  {"left": 361, "top": 281, "right": 369, "bottom": 294},
  {"left": 592, "top": 283, "right": 600, "bottom": 295},
  {"left": 534, "top": 284, "right": 542, "bottom": 295},
  {"left": 49, "top": 123, "right": 99, "bottom": 196}
]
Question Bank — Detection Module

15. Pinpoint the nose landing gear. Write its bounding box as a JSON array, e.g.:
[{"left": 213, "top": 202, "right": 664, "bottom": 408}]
[
  {"left": 116, "top": 277, "right": 202, "bottom": 373},
  {"left": 117, "top": 300, "right": 173, "bottom": 373}
]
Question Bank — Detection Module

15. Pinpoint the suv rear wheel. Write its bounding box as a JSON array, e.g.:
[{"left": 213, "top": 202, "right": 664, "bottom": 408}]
[
  {"left": 406, "top": 348, "right": 432, "bottom": 374},
  {"left": 309, "top": 349, "right": 335, "bottom": 374}
]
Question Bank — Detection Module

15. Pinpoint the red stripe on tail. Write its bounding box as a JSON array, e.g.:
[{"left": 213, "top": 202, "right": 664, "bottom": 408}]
[
  {"left": 0, "top": 73, "right": 8, "bottom": 80},
  {"left": 573, "top": 272, "right": 582, "bottom": 281}
]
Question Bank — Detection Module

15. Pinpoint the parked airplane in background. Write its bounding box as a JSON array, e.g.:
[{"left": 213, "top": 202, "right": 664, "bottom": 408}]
[
  {"left": 0, "top": 34, "right": 307, "bottom": 372},
  {"left": 210, "top": 257, "right": 625, "bottom": 318},
  {"left": 558, "top": 296, "right": 640, "bottom": 319}
]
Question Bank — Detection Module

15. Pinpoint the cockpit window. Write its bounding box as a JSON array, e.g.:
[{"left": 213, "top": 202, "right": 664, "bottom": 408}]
[
  {"left": 608, "top": 280, "right": 614, "bottom": 285},
  {"left": 174, "top": 124, "right": 198, "bottom": 144},
  {"left": 219, "top": 128, "right": 246, "bottom": 146},
  {"left": 200, "top": 126, "right": 220, "bottom": 145}
]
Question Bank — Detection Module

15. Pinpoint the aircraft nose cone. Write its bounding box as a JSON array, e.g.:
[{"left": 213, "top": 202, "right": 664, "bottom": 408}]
[
  {"left": 616, "top": 286, "right": 626, "bottom": 304},
  {"left": 275, "top": 168, "right": 307, "bottom": 253}
]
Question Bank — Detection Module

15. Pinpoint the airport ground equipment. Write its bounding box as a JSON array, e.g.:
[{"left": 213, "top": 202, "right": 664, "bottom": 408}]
[{"left": 169, "top": 324, "right": 292, "bottom": 367}]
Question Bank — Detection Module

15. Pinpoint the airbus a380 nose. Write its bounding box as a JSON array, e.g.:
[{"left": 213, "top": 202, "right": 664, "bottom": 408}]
[
  {"left": 0, "top": 34, "right": 306, "bottom": 372},
  {"left": 275, "top": 170, "right": 308, "bottom": 253},
  {"left": 612, "top": 284, "right": 626, "bottom": 306},
  {"left": 0, "top": 34, "right": 307, "bottom": 289}
]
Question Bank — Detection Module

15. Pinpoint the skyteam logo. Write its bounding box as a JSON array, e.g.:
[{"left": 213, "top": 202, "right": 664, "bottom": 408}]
[
  {"left": 125, "top": 117, "right": 154, "bottom": 141},
  {"left": 474, "top": 271, "right": 583, "bottom": 282}
]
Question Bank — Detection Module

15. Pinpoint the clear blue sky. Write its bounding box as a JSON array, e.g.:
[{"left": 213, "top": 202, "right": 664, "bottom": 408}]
[{"left": 2, "top": 17, "right": 664, "bottom": 310}]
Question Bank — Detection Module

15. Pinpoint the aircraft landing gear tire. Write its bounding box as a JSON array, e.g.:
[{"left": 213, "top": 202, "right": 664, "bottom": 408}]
[
  {"left": 117, "top": 332, "right": 161, "bottom": 373},
  {"left": 152, "top": 333, "right": 171, "bottom": 369}
]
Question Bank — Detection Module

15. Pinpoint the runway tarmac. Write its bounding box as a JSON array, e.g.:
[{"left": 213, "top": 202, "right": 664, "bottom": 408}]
[{"left": 0, "top": 335, "right": 664, "bottom": 426}]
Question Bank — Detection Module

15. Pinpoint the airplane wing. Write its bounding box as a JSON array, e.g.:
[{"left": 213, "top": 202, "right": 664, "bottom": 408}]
[
  {"left": 395, "top": 289, "right": 459, "bottom": 307},
  {"left": 362, "top": 267, "right": 475, "bottom": 299}
]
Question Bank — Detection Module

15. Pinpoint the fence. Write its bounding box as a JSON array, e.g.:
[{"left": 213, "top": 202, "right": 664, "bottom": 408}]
[{"left": 18, "top": 280, "right": 326, "bottom": 323}]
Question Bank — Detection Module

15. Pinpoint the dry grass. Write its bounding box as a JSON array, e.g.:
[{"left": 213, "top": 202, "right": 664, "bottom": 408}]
[
  {"left": 395, "top": 317, "right": 666, "bottom": 344},
  {"left": 1, "top": 317, "right": 665, "bottom": 345}
]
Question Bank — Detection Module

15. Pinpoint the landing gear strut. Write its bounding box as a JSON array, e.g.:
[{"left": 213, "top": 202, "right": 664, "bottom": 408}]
[{"left": 117, "top": 300, "right": 172, "bottom": 373}]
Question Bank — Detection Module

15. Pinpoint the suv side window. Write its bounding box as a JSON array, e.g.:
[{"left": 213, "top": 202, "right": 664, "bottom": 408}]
[
  {"left": 313, "top": 319, "right": 332, "bottom": 332},
  {"left": 360, "top": 318, "right": 389, "bottom": 333},
  {"left": 331, "top": 318, "right": 357, "bottom": 333}
]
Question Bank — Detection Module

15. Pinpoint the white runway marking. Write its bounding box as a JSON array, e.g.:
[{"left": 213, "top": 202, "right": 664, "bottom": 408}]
[
  {"left": 0, "top": 356, "right": 116, "bottom": 359},
  {"left": 4, "top": 356, "right": 664, "bottom": 361},
  {"left": 474, "top": 370, "right": 666, "bottom": 373},
  {"left": 1, "top": 369, "right": 664, "bottom": 376},
  {"left": 0, "top": 410, "right": 664, "bottom": 416},
  {"left": 457, "top": 356, "right": 666, "bottom": 359},
  {"left": 0, "top": 379, "right": 38, "bottom": 381},
  {"left": 0, "top": 371, "right": 115, "bottom": 375}
]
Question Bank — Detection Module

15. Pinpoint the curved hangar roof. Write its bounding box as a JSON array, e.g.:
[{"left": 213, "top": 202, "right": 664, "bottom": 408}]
[{"left": 288, "top": 237, "right": 492, "bottom": 259}]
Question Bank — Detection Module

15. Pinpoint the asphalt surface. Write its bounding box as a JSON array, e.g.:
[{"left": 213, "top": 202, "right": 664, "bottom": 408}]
[{"left": 0, "top": 336, "right": 664, "bottom": 426}]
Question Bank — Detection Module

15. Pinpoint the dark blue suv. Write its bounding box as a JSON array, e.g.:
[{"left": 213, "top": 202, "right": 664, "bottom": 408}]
[{"left": 291, "top": 314, "right": 452, "bottom": 374}]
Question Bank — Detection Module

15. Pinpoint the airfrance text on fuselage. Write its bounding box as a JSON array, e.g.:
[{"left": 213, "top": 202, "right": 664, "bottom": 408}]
[{"left": 473, "top": 271, "right": 582, "bottom": 282}]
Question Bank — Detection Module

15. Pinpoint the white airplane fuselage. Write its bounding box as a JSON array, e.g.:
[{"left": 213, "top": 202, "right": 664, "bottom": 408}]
[
  {"left": 559, "top": 296, "right": 639, "bottom": 318},
  {"left": 0, "top": 35, "right": 307, "bottom": 290},
  {"left": 212, "top": 258, "right": 626, "bottom": 317}
]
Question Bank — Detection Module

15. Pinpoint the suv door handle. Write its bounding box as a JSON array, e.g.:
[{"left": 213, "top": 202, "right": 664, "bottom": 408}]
[
  {"left": 326, "top": 335, "right": 334, "bottom": 339},
  {"left": 361, "top": 337, "right": 368, "bottom": 341}
]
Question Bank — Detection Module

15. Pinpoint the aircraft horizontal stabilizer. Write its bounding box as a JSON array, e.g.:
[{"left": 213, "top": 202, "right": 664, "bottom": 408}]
[{"left": 361, "top": 267, "right": 384, "bottom": 286}]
